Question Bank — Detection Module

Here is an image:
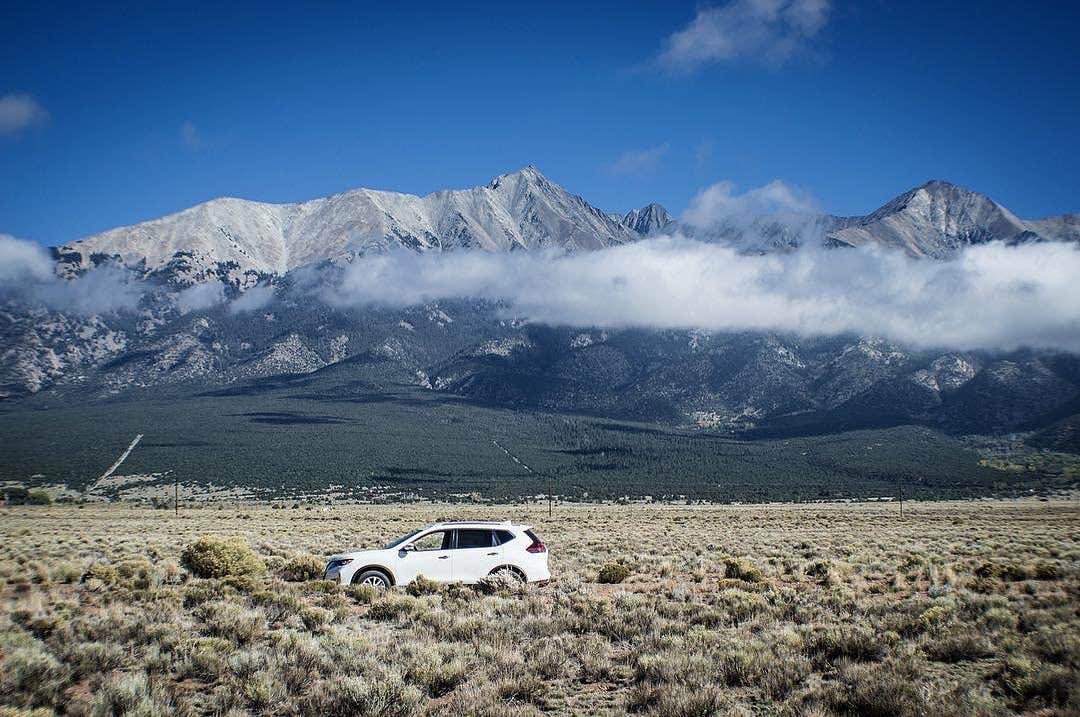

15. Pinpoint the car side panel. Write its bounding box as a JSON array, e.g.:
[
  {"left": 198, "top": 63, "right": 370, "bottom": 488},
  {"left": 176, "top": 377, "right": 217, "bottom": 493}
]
[{"left": 395, "top": 548, "right": 453, "bottom": 582}]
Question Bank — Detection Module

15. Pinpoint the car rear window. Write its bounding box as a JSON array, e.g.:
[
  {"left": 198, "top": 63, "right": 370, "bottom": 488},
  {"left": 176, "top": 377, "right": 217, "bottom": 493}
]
[
  {"left": 455, "top": 529, "right": 495, "bottom": 549},
  {"left": 494, "top": 530, "right": 515, "bottom": 545}
]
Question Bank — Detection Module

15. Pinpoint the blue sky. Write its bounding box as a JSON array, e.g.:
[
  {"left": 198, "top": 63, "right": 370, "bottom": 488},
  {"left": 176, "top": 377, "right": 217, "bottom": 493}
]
[{"left": 2, "top": 0, "right": 1079, "bottom": 246}]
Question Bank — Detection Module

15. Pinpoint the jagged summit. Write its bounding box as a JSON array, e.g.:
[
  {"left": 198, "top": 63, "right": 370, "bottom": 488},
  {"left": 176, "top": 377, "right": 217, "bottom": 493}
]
[
  {"left": 487, "top": 165, "right": 548, "bottom": 190},
  {"left": 828, "top": 180, "right": 1044, "bottom": 258},
  {"left": 622, "top": 203, "right": 676, "bottom": 236}
]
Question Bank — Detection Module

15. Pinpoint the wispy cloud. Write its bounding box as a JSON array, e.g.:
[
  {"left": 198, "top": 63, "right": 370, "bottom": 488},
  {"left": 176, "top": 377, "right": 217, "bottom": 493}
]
[
  {"left": 683, "top": 179, "right": 819, "bottom": 225},
  {"left": 608, "top": 143, "right": 670, "bottom": 177},
  {"left": 0, "top": 94, "right": 49, "bottom": 136},
  {"left": 229, "top": 284, "right": 275, "bottom": 314},
  {"left": 180, "top": 120, "right": 202, "bottom": 150},
  {"left": 175, "top": 282, "right": 225, "bottom": 315},
  {"left": 657, "top": 0, "right": 830, "bottom": 72}
]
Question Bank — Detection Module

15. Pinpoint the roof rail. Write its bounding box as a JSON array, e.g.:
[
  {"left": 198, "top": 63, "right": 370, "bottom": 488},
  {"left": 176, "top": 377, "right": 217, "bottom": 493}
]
[{"left": 436, "top": 520, "right": 513, "bottom": 525}]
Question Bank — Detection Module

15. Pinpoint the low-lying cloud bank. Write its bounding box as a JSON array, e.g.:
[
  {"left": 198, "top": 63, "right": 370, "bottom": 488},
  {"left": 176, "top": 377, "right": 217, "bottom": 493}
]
[
  {"left": 4, "top": 231, "right": 1079, "bottom": 353},
  {"left": 327, "top": 237, "right": 1080, "bottom": 353}
]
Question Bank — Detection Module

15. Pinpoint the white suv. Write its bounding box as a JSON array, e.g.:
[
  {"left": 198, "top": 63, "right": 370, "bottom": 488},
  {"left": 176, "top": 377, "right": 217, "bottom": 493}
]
[{"left": 324, "top": 521, "right": 550, "bottom": 589}]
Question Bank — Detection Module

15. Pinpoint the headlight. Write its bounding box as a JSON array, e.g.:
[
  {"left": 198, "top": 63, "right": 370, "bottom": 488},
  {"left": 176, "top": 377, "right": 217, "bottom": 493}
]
[{"left": 325, "top": 558, "right": 353, "bottom": 572}]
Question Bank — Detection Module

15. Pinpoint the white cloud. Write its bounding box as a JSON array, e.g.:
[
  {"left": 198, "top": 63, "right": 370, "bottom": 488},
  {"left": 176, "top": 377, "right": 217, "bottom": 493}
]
[
  {"left": 321, "top": 238, "right": 1080, "bottom": 353},
  {"left": 0, "top": 94, "right": 48, "bottom": 136},
  {"left": 657, "top": 0, "right": 830, "bottom": 72},
  {"left": 0, "top": 233, "right": 54, "bottom": 283},
  {"left": 0, "top": 234, "right": 143, "bottom": 314},
  {"left": 608, "top": 143, "right": 670, "bottom": 177},
  {"left": 176, "top": 282, "right": 225, "bottom": 314},
  {"left": 683, "top": 179, "right": 819, "bottom": 226},
  {"left": 180, "top": 120, "right": 202, "bottom": 150},
  {"left": 228, "top": 284, "right": 275, "bottom": 314}
]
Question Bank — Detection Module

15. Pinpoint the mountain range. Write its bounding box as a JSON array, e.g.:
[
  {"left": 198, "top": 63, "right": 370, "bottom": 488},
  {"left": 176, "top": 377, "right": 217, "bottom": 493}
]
[
  {"left": 4, "top": 168, "right": 1080, "bottom": 457},
  {"left": 54, "top": 167, "right": 1080, "bottom": 289}
]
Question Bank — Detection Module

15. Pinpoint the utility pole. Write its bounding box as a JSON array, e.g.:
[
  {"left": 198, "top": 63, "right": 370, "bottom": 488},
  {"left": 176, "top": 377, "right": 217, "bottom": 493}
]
[
  {"left": 175, "top": 473, "right": 179, "bottom": 516},
  {"left": 548, "top": 474, "right": 553, "bottom": 518},
  {"left": 898, "top": 476, "right": 904, "bottom": 519}
]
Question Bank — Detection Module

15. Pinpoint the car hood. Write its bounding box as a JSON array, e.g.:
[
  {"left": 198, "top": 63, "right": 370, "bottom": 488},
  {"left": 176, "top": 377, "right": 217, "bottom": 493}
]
[{"left": 327, "top": 548, "right": 389, "bottom": 563}]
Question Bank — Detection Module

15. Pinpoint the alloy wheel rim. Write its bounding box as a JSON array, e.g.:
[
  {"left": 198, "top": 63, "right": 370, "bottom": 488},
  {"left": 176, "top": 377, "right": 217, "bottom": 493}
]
[{"left": 361, "top": 575, "right": 387, "bottom": 588}]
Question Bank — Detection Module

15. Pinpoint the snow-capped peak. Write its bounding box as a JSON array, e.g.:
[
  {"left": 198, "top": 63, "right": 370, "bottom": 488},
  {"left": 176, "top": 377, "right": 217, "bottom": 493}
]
[{"left": 56, "top": 167, "right": 638, "bottom": 284}]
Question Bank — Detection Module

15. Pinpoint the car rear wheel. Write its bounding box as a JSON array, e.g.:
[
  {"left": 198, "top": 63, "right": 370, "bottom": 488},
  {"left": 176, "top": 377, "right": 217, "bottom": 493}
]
[
  {"left": 354, "top": 570, "right": 391, "bottom": 589},
  {"left": 488, "top": 566, "right": 526, "bottom": 583}
]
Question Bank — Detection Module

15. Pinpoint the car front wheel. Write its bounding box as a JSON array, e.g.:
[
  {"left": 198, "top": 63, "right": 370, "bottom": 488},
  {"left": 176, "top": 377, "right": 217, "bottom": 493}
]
[{"left": 354, "top": 570, "right": 391, "bottom": 589}]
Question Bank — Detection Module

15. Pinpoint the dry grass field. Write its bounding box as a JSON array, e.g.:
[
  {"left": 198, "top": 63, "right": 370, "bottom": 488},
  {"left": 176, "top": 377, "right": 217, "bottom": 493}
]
[{"left": 0, "top": 500, "right": 1077, "bottom": 716}]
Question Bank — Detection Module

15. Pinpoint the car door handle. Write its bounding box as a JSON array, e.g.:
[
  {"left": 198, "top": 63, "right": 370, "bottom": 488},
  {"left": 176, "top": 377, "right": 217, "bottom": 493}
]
[
  {"left": 486, "top": 552, "right": 498, "bottom": 556},
  {"left": 438, "top": 555, "right": 449, "bottom": 559}
]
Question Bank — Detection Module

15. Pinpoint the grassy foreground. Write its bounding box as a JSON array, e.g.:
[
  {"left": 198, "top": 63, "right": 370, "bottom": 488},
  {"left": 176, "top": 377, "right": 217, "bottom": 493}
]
[{"left": 0, "top": 501, "right": 1077, "bottom": 716}]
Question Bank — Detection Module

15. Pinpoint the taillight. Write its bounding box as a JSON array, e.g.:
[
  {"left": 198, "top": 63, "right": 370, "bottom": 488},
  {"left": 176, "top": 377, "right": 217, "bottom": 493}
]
[{"left": 524, "top": 530, "right": 546, "bottom": 553}]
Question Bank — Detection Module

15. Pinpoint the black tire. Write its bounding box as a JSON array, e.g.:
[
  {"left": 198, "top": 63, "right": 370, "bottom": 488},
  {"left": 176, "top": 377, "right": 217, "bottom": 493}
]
[
  {"left": 354, "top": 569, "right": 391, "bottom": 589},
  {"left": 488, "top": 566, "right": 526, "bottom": 583}
]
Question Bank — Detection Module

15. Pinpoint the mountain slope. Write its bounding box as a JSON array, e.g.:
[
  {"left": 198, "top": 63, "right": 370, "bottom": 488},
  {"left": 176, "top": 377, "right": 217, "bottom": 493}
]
[
  {"left": 826, "top": 180, "right": 1039, "bottom": 257},
  {"left": 55, "top": 167, "right": 638, "bottom": 286}
]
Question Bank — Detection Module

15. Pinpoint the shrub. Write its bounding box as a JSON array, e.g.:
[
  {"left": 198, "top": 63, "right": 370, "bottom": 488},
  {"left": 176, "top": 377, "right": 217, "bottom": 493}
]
[
  {"left": 805, "top": 625, "right": 886, "bottom": 665},
  {"left": 918, "top": 605, "right": 952, "bottom": 629},
  {"left": 829, "top": 663, "right": 925, "bottom": 717},
  {"left": 91, "top": 672, "right": 158, "bottom": 716},
  {"left": 626, "top": 682, "right": 731, "bottom": 716},
  {"left": 805, "top": 559, "right": 832, "bottom": 579},
  {"left": 299, "top": 606, "right": 333, "bottom": 633},
  {"left": 196, "top": 601, "right": 265, "bottom": 644},
  {"left": 404, "top": 648, "right": 468, "bottom": 697},
  {"left": 279, "top": 554, "right": 324, "bottom": 582},
  {"left": 1032, "top": 627, "right": 1080, "bottom": 667},
  {"left": 180, "top": 536, "right": 264, "bottom": 579},
  {"left": 925, "top": 632, "right": 996, "bottom": 662},
  {"left": 1033, "top": 562, "right": 1062, "bottom": 580},
  {"left": 597, "top": 563, "right": 631, "bottom": 584},
  {"left": 974, "top": 562, "right": 1042, "bottom": 582},
  {"left": 367, "top": 595, "right": 421, "bottom": 621},
  {"left": 253, "top": 590, "right": 302, "bottom": 623},
  {"left": 346, "top": 584, "right": 379, "bottom": 605},
  {"left": 0, "top": 645, "right": 71, "bottom": 707},
  {"left": 405, "top": 575, "right": 441, "bottom": 596},
  {"left": 473, "top": 573, "right": 524, "bottom": 596},
  {"left": 81, "top": 563, "right": 119, "bottom": 585},
  {"left": 26, "top": 490, "right": 52, "bottom": 506},
  {"left": 723, "top": 556, "right": 764, "bottom": 582},
  {"left": 306, "top": 675, "right": 423, "bottom": 717}
]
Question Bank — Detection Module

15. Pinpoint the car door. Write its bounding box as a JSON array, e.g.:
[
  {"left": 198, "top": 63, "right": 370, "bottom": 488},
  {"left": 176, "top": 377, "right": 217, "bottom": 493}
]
[
  {"left": 450, "top": 529, "right": 503, "bottom": 582},
  {"left": 397, "top": 530, "right": 453, "bottom": 583}
]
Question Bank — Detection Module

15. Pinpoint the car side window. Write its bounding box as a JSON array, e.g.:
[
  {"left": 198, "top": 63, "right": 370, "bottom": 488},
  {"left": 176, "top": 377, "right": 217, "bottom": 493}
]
[
  {"left": 494, "top": 530, "right": 515, "bottom": 545},
  {"left": 455, "top": 529, "right": 494, "bottom": 549},
  {"left": 410, "top": 531, "right": 449, "bottom": 551}
]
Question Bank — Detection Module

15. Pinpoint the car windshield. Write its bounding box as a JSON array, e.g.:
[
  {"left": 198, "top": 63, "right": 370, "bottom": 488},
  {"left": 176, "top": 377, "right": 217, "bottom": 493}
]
[{"left": 383, "top": 529, "right": 422, "bottom": 550}]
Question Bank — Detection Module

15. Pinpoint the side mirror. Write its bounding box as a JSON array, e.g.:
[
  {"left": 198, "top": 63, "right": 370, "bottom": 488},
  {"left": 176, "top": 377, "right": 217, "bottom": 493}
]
[{"left": 401, "top": 543, "right": 416, "bottom": 552}]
